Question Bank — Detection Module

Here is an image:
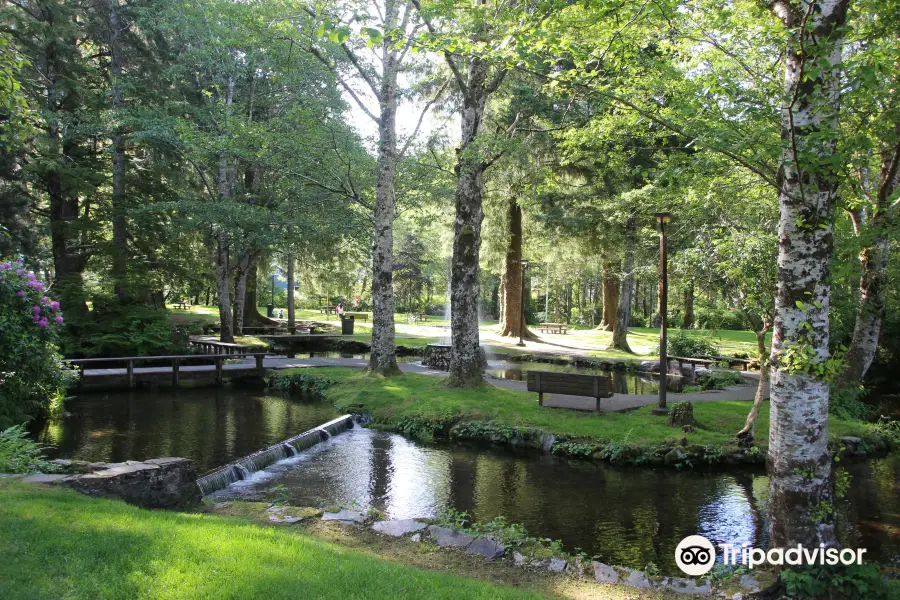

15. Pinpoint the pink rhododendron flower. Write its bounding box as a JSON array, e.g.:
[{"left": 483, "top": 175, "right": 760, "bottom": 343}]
[
  {"left": 41, "top": 296, "right": 50, "bottom": 304},
  {"left": 50, "top": 301, "right": 60, "bottom": 311},
  {"left": 33, "top": 305, "right": 41, "bottom": 314},
  {"left": 16, "top": 290, "right": 26, "bottom": 298},
  {"left": 55, "top": 316, "right": 64, "bottom": 325},
  {"left": 38, "top": 318, "right": 48, "bottom": 328}
]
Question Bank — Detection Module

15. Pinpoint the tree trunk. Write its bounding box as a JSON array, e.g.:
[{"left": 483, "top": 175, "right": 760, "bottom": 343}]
[
  {"left": 499, "top": 197, "right": 534, "bottom": 339},
  {"left": 682, "top": 281, "right": 695, "bottom": 329},
  {"left": 598, "top": 262, "right": 619, "bottom": 331},
  {"left": 737, "top": 320, "right": 770, "bottom": 443},
  {"left": 232, "top": 250, "right": 250, "bottom": 336},
  {"left": 842, "top": 141, "right": 898, "bottom": 382},
  {"left": 612, "top": 214, "right": 636, "bottom": 351},
  {"left": 105, "top": 0, "right": 128, "bottom": 301},
  {"left": 216, "top": 77, "right": 235, "bottom": 344},
  {"left": 368, "top": 0, "right": 401, "bottom": 376},
  {"left": 447, "top": 57, "right": 490, "bottom": 388},
  {"left": 287, "top": 253, "right": 296, "bottom": 334},
  {"left": 766, "top": 0, "right": 848, "bottom": 550}
]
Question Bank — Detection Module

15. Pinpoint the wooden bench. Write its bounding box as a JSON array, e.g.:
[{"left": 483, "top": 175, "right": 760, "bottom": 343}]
[
  {"left": 526, "top": 370, "right": 613, "bottom": 412},
  {"left": 539, "top": 322, "right": 569, "bottom": 334},
  {"left": 342, "top": 312, "right": 368, "bottom": 322}
]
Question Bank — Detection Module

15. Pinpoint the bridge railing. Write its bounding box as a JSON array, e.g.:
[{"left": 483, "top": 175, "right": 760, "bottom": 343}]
[{"left": 66, "top": 352, "right": 271, "bottom": 387}]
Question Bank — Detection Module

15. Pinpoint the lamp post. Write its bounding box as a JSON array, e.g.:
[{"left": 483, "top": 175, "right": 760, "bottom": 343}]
[
  {"left": 517, "top": 260, "right": 530, "bottom": 347},
  {"left": 653, "top": 212, "right": 672, "bottom": 416}
]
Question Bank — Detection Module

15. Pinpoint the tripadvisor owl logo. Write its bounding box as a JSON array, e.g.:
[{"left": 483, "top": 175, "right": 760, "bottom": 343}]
[{"left": 675, "top": 535, "right": 716, "bottom": 576}]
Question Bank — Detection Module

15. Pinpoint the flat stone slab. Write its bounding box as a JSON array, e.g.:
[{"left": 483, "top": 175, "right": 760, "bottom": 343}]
[
  {"left": 371, "top": 519, "right": 427, "bottom": 537},
  {"left": 321, "top": 510, "right": 364, "bottom": 524},
  {"left": 548, "top": 557, "right": 568, "bottom": 573},
  {"left": 410, "top": 533, "right": 422, "bottom": 543},
  {"left": 265, "top": 505, "right": 318, "bottom": 524},
  {"left": 625, "top": 569, "right": 652, "bottom": 588},
  {"left": 59, "top": 457, "right": 200, "bottom": 509},
  {"left": 664, "top": 577, "right": 711, "bottom": 594},
  {"left": 427, "top": 525, "right": 474, "bottom": 548},
  {"left": 465, "top": 536, "right": 505, "bottom": 560},
  {"left": 20, "top": 474, "right": 68, "bottom": 483},
  {"left": 739, "top": 574, "right": 761, "bottom": 592},
  {"left": 593, "top": 562, "right": 618, "bottom": 583}
]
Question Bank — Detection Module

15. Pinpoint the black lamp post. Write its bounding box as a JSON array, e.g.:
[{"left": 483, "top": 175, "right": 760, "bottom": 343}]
[
  {"left": 653, "top": 212, "right": 672, "bottom": 416},
  {"left": 517, "top": 260, "right": 530, "bottom": 347}
]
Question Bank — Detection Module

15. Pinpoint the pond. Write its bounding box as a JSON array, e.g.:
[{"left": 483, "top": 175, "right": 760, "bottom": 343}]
[{"left": 36, "top": 387, "right": 899, "bottom": 575}]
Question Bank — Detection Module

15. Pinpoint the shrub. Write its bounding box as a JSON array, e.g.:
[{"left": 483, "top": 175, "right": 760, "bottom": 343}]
[
  {"left": 269, "top": 372, "right": 336, "bottom": 396},
  {"left": 64, "top": 297, "right": 185, "bottom": 357},
  {"left": 0, "top": 258, "right": 73, "bottom": 428},
  {"left": 780, "top": 563, "right": 893, "bottom": 599},
  {"left": 0, "top": 424, "right": 57, "bottom": 474},
  {"left": 693, "top": 307, "right": 748, "bottom": 331},
  {"left": 696, "top": 370, "right": 744, "bottom": 390},
  {"left": 829, "top": 384, "right": 870, "bottom": 421},
  {"left": 665, "top": 330, "right": 720, "bottom": 358}
]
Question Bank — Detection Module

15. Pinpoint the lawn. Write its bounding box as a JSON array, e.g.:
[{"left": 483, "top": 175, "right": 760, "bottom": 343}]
[
  {"left": 0, "top": 481, "right": 543, "bottom": 600},
  {"left": 290, "top": 368, "right": 874, "bottom": 449}
]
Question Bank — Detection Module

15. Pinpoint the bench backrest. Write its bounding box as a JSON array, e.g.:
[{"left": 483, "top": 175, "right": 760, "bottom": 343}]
[{"left": 526, "top": 370, "right": 613, "bottom": 398}]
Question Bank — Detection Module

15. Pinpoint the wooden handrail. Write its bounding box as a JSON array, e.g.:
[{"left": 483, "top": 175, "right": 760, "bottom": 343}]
[{"left": 66, "top": 352, "right": 270, "bottom": 365}]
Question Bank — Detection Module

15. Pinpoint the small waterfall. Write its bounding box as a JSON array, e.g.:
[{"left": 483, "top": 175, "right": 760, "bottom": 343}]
[
  {"left": 540, "top": 432, "right": 557, "bottom": 454},
  {"left": 196, "top": 415, "right": 355, "bottom": 495}
]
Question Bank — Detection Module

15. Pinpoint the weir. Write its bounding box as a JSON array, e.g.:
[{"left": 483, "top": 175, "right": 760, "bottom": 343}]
[{"left": 195, "top": 414, "right": 355, "bottom": 495}]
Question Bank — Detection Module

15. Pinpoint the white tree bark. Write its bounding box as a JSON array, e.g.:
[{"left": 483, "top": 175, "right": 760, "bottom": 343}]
[
  {"left": 767, "top": 0, "right": 848, "bottom": 549},
  {"left": 369, "top": 0, "right": 401, "bottom": 375}
]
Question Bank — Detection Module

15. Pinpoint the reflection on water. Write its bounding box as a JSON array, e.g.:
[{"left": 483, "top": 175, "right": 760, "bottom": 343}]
[
  {"left": 487, "top": 362, "right": 685, "bottom": 394},
  {"left": 213, "top": 428, "right": 899, "bottom": 573},
  {"left": 33, "top": 388, "right": 339, "bottom": 473}
]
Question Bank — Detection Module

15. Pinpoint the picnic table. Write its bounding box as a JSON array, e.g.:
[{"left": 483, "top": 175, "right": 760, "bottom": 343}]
[
  {"left": 407, "top": 313, "right": 429, "bottom": 324},
  {"left": 319, "top": 306, "right": 336, "bottom": 314},
  {"left": 539, "top": 322, "right": 569, "bottom": 334},
  {"left": 172, "top": 300, "right": 191, "bottom": 310},
  {"left": 669, "top": 355, "right": 755, "bottom": 372},
  {"left": 343, "top": 311, "right": 368, "bottom": 322}
]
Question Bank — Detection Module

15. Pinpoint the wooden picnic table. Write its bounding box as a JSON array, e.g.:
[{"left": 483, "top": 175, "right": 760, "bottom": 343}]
[
  {"left": 342, "top": 312, "right": 368, "bottom": 322},
  {"left": 319, "top": 306, "right": 336, "bottom": 314},
  {"left": 539, "top": 322, "right": 569, "bottom": 334},
  {"left": 172, "top": 300, "right": 191, "bottom": 310},
  {"left": 407, "top": 312, "right": 429, "bottom": 324}
]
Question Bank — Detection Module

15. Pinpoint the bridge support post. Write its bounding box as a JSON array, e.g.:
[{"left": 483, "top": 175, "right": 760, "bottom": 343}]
[
  {"left": 172, "top": 358, "right": 180, "bottom": 387},
  {"left": 127, "top": 360, "right": 135, "bottom": 389},
  {"left": 255, "top": 354, "right": 264, "bottom": 377},
  {"left": 215, "top": 357, "right": 223, "bottom": 385}
]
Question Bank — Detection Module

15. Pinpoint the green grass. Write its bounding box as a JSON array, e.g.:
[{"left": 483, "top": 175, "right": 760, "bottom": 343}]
[
  {"left": 0, "top": 481, "right": 542, "bottom": 600},
  {"left": 294, "top": 368, "right": 874, "bottom": 448}
]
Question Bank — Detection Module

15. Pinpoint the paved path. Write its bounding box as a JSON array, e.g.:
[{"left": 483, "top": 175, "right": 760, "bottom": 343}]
[{"left": 81, "top": 355, "right": 762, "bottom": 412}]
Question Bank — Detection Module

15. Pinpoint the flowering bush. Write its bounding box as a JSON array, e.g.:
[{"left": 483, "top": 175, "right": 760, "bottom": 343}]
[{"left": 0, "top": 258, "right": 73, "bottom": 428}]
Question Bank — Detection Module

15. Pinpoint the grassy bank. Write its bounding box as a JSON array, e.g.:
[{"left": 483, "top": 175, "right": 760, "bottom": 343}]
[
  {"left": 279, "top": 368, "right": 890, "bottom": 466},
  {"left": 0, "top": 481, "right": 547, "bottom": 600}
]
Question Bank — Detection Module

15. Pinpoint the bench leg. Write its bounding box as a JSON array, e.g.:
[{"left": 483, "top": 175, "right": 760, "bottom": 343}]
[
  {"left": 538, "top": 392, "right": 543, "bottom": 407},
  {"left": 595, "top": 397, "right": 601, "bottom": 413}
]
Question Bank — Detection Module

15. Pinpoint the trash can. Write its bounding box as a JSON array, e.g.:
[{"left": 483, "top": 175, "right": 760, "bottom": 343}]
[
  {"left": 340, "top": 315, "right": 355, "bottom": 335},
  {"left": 266, "top": 303, "right": 275, "bottom": 318}
]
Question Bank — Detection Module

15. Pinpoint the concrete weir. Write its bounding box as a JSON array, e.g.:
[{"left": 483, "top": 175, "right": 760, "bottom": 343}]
[{"left": 196, "top": 415, "right": 354, "bottom": 495}]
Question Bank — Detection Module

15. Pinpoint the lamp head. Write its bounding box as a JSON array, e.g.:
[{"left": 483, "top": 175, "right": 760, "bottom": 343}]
[
  {"left": 521, "top": 260, "right": 530, "bottom": 270},
  {"left": 655, "top": 212, "right": 672, "bottom": 224}
]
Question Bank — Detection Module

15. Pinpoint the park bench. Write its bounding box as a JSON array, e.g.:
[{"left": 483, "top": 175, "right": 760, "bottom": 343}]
[
  {"left": 407, "top": 312, "right": 429, "bottom": 324},
  {"left": 526, "top": 370, "right": 613, "bottom": 412},
  {"left": 319, "top": 306, "right": 336, "bottom": 315},
  {"left": 342, "top": 311, "right": 368, "bottom": 322},
  {"left": 539, "top": 322, "right": 569, "bottom": 334}
]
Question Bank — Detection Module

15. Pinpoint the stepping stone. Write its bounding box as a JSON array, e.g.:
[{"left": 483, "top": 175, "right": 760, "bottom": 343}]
[
  {"left": 593, "top": 562, "right": 618, "bottom": 583},
  {"left": 371, "top": 519, "right": 427, "bottom": 537},
  {"left": 739, "top": 574, "right": 761, "bottom": 592},
  {"left": 465, "top": 536, "right": 505, "bottom": 560},
  {"left": 321, "top": 510, "right": 364, "bottom": 524},
  {"left": 548, "top": 557, "right": 568, "bottom": 573},
  {"left": 625, "top": 569, "right": 652, "bottom": 588},
  {"left": 410, "top": 533, "right": 422, "bottom": 543},
  {"left": 427, "top": 525, "right": 474, "bottom": 548},
  {"left": 664, "top": 577, "right": 711, "bottom": 595}
]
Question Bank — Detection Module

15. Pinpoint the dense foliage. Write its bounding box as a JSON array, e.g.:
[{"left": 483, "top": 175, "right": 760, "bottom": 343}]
[{"left": 0, "top": 258, "right": 72, "bottom": 428}]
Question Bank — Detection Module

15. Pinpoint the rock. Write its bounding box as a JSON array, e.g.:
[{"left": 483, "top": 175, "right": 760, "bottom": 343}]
[
  {"left": 548, "top": 557, "right": 568, "bottom": 573},
  {"left": 738, "top": 574, "right": 760, "bottom": 592},
  {"left": 427, "top": 525, "right": 474, "bottom": 549},
  {"left": 566, "top": 559, "right": 586, "bottom": 577},
  {"left": 465, "top": 535, "right": 505, "bottom": 560},
  {"left": 60, "top": 457, "right": 201, "bottom": 509},
  {"left": 20, "top": 474, "right": 68, "bottom": 483},
  {"left": 695, "top": 367, "right": 712, "bottom": 377},
  {"left": 410, "top": 533, "right": 422, "bottom": 543},
  {"left": 371, "top": 519, "right": 428, "bottom": 537},
  {"left": 593, "top": 562, "right": 618, "bottom": 584},
  {"left": 321, "top": 509, "right": 364, "bottom": 524},
  {"left": 624, "top": 569, "right": 652, "bottom": 588},
  {"left": 664, "top": 448, "right": 685, "bottom": 466},
  {"left": 665, "top": 577, "right": 711, "bottom": 594},
  {"left": 264, "top": 505, "right": 320, "bottom": 523},
  {"left": 513, "top": 552, "right": 527, "bottom": 566},
  {"left": 639, "top": 361, "right": 660, "bottom": 372}
]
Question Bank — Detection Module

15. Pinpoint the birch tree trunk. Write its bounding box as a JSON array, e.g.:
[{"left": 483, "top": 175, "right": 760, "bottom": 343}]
[
  {"left": 737, "top": 318, "right": 770, "bottom": 443},
  {"left": 287, "top": 254, "right": 296, "bottom": 334},
  {"left": 216, "top": 77, "right": 235, "bottom": 344},
  {"left": 612, "top": 214, "right": 636, "bottom": 351},
  {"left": 842, "top": 144, "right": 898, "bottom": 382},
  {"left": 447, "top": 57, "right": 490, "bottom": 387},
  {"left": 766, "top": 0, "right": 848, "bottom": 549},
  {"left": 368, "top": 0, "right": 401, "bottom": 376}
]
